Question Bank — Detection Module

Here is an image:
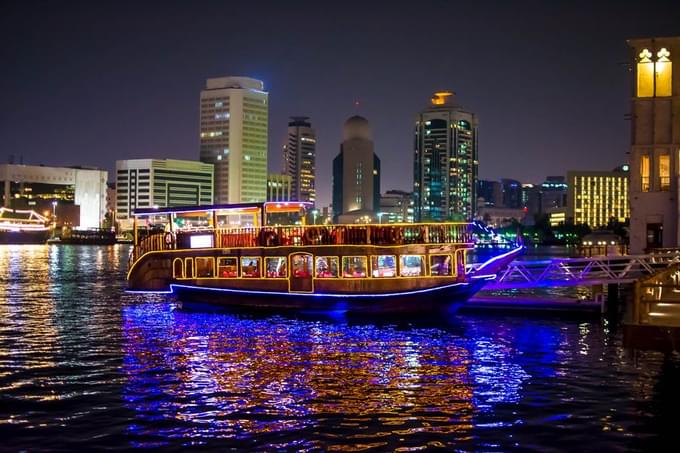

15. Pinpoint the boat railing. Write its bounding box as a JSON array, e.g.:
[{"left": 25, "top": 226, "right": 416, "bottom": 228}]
[{"left": 130, "top": 223, "right": 473, "bottom": 264}]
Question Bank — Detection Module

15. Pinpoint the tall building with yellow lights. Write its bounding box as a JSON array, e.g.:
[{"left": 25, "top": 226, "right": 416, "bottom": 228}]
[
  {"left": 567, "top": 167, "right": 630, "bottom": 228},
  {"left": 199, "top": 77, "right": 268, "bottom": 204},
  {"left": 413, "top": 91, "right": 478, "bottom": 221},
  {"left": 627, "top": 36, "right": 680, "bottom": 252}
]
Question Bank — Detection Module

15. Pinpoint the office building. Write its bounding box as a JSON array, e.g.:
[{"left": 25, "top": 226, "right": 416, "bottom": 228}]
[
  {"left": 283, "top": 116, "right": 316, "bottom": 203},
  {"left": 115, "top": 159, "right": 213, "bottom": 229},
  {"left": 540, "top": 176, "right": 568, "bottom": 213},
  {"left": 477, "top": 179, "right": 502, "bottom": 207},
  {"left": 566, "top": 167, "right": 630, "bottom": 228},
  {"left": 501, "top": 179, "right": 522, "bottom": 209},
  {"left": 627, "top": 37, "right": 680, "bottom": 252},
  {"left": 266, "top": 173, "right": 292, "bottom": 202},
  {"left": 413, "top": 91, "right": 478, "bottom": 221},
  {"left": 379, "top": 190, "right": 414, "bottom": 223},
  {"left": 332, "top": 115, "right": 381, "bottom": 223},
  {"left": 0, "top": 163, "right": 107, "bottom": 228},
  {"left": 199, "top": 76, "right": 268, "bottom": 203}
]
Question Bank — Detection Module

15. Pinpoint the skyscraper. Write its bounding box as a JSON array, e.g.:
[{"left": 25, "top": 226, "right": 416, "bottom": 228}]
[
  {"left": 567, "top": 167, "right": 630, "bottom": 228},
  {"left": 199, "top": 77, "right": 268, "bottom": 204},
  {"left": 627, "top": 37, "right": 679, "bottom": 252},
  {"left": 283, "top": 116, "right": 316, "bottom": 204},
  {"left": 413, "top": 92, "right": 478, "bottom": 222},
  {"left": 332, "top": 116, "right": 381, "bottom": 223}
]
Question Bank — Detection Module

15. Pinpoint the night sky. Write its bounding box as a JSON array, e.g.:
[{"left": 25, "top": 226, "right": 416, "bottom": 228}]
[{"left": 2, "top": 0, "right": 679, "bottom": 206}]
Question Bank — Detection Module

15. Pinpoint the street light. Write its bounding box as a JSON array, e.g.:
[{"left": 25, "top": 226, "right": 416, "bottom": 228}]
[
  {"left": 311, "top": 209, "right": 319, "bottom": 225},
  {"left": 51, "top": 200, "right": 58, "bottom": 237},
  {"left": 377, "top": 212, "right": 384, "bottom": 224}
]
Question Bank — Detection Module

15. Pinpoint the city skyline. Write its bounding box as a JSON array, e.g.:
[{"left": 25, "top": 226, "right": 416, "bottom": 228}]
[{"left": 2, "top": 1, "right": 679, "bottom": 207}]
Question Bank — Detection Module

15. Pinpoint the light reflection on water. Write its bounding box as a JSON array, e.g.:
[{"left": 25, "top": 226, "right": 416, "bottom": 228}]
[{"left": 0, "top": 245, "right": 679, "bottom": 450}]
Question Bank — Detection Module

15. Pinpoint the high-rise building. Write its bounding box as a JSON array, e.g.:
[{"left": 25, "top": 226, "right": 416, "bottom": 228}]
[
  {"left": 501, "top": 178, "right": 522, "bottom": 209},
  {"left": 115, "top": 159, "right": 213, "bottom": 229},
  {"left": 283, "top": 116, "right": 316, "bottom": 204},
  {"left": 627, "top": 37, "right": 680, "bottom": 252},
  {"left": 0, "top": 163, "right": 107, "bottom": 228},
  {"left": 266, "top": 173, "right": 292, "bottom": 202},
  {"left": 413, "top": 92, "right": 478, "bottom": 221},
  {"left": 379, "top": 190, "right": 414, "bottom": 224},
  {"left": 332, "top": 116, "right": 381, "bottom": 223},
  {"left": 199, "top": 76, "right": 268, "bottom": 203},
  {"left": 566, "top": 167, "right": 630, "bottom": 228},
  {"left": 540, "top": 176, "right": 568, "bottom": 213},
  {"left": 477, "top": 179, "right": 502, "bottom": 207}
]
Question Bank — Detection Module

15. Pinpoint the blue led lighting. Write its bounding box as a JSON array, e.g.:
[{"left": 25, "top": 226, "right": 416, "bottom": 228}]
[{"left": 169, "top": 280, "right": 473, "bottom": 299}]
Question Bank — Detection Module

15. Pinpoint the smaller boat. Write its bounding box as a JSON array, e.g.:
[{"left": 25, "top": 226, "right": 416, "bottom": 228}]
[
  {"left": 56, "top": 228, "right": 117, "bottom": 245},
  {"left": 0, "top": 207, "right": 51, "bottom": 244}
]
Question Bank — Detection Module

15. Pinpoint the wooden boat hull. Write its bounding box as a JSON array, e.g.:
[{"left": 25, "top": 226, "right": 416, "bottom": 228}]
[
  {"left": 0, "top": 230, "right": 50, "bottom": 245},
  {"left": 169, "top": 277, "right": 492, "bottom": 314}
]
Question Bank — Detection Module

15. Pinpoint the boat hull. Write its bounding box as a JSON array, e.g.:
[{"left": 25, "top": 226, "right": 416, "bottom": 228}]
[
  {"left": 0, "top": 230, "right": 50, "bottom": 245},
  {"left": 169, "top": 278, "right": 491, "bottom": 314}
]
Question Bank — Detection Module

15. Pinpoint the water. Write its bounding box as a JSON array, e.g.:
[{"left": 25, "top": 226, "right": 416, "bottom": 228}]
[{"left": 0, "top": 245, "right": 678, "bottom": 450}]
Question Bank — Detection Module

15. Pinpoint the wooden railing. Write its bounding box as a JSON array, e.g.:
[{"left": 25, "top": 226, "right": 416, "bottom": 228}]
[{"left": 130, "top": 223, "right": 473, "bottom": 264}]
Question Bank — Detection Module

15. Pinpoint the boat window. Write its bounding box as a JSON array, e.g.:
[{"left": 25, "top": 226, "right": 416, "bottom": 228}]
[
  {"left": 430, "top": 255, "right": 452, "bottom": 276},
  {"left": 265, "top": 257, "right": 287, "bottom": 278},
  {"left": 400, "top": 255, "right": 425, "bottom": 277},
  {"left": 184, "top": 258, "right": 194, "bottom": 279},
  {"left": 217, "top": 257, "right": 238, "bottom": 278},
  {"left": 173, "top": 258, "right": 184, "bottom": 279},
  {"left": 291, "top": 254, "right": 313, "bottom": 278},
  {"left": 315, "top": 256, "right": 339, "bottom": 278},
  {"left": 195, "top": 257, "right": 215, "bottom": 278},
  {"left": 371, "top": 255, "right": 397, "bottom": 278},
  {"left": 240, "top": 257, "right": 261, "bottom": 278},
  {"left": 342, "top": 256, "right": 367, "bottom": 278}
]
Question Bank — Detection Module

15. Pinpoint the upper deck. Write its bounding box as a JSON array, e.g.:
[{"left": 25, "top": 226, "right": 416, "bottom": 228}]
[{"left": 129, "top": 202, "right": 474, "bottom": 265}]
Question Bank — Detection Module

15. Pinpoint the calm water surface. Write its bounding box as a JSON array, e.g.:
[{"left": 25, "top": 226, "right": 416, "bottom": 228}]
[{"left": 0, "top": 245, "right": 678, "bottom": 451}]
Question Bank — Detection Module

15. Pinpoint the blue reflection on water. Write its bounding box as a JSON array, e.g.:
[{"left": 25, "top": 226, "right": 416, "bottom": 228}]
[{"left": 121, "top": 301, "right": 563, "bottom": 449}]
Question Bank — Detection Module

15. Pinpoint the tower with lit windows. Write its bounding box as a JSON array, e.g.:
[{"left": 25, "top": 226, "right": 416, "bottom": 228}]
[
  {"left": 627, "top": 37, "right": 680, "bottom": 252},
  {"left": 283, "top": 116, "right": 316, "bottom": 204},
  {"left": 199, "top": 77, "right": 268, "bottom": 204},
  {"left": 413, "top": 92, "right": 478, "bottom": 222}
]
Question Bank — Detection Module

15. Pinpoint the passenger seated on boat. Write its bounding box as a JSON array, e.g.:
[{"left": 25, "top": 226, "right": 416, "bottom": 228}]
[{"left": 241, "top": 258, "right": 261, "bottom": 278}]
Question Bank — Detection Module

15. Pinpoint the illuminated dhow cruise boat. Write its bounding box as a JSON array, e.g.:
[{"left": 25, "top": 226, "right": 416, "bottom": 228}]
[
  {"left": 0, "top": 207, "right": 51, "bottom": 244},
  {"left": 126, "top": 202, "right": 521, "bottom": 313}
]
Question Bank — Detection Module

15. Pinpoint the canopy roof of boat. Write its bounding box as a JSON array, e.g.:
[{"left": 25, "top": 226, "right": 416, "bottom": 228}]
[{"left": 132, "top": 202, "right": 313, "bottom": 217}]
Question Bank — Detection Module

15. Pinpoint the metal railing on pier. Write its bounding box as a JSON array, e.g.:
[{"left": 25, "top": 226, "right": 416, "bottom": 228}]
[{"left": 631, "top": 262, "right": 680, "bottom": 327}]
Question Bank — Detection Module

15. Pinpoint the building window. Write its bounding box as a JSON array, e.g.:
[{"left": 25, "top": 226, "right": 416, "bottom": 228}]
[
  {"left": 371, "top": 255, "right": 397, "bottom": 278},
  {"left": 641, "top": 155, "right": 650, "bottom": 192},
  {"left": 637, "top": 49, "right": 654, "bottom": 97},
  {"left": 656, "top": 48, "right": 672, "bottom": 97},
  {"left": 637, "top": 48, "right": 672, "bottom": 98},
  {"left": 659, "top": 154, "right": 670, "bottom": 191},
  {"left": 315, "top": 256, "right": 339, "bottom": 278},
  {"left": 265, "top": 257, "right": 287, "bottom": 278},
  {"left": 342, "top": 256, "right": 367, "bottom": 278}
]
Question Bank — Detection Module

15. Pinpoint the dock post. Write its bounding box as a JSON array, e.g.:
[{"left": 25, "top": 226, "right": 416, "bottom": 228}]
[{"left": 607, "top": 283, "right": 620, "bottom": 316}]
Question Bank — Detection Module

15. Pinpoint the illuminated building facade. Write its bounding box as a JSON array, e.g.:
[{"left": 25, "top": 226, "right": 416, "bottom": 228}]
[
  {"left": 379, "top": 190, "right": 414, "bottom": 223},
  {"left": 627, "top": 36, "right": 680, "bottom": 252},
  {"left": 199, "top": 77, "right": 268, "bottom": 203},
  {"left": 413, "top": 92, "right": 478, "bottom": 221},
  {"left": 115, "top": 159, "right": 213, "bottom": 229},
  {"left": 566, "top": 167, "right": 630, "bottom": 228},
  {"left": 283, "top": 116, "right": 316, "bottom": 204},
  {"left": 332, "top": 116, "right": 381, "bottom": 223},
  {"left": 266, "top": 173, "right": 292, "bottom": 202},
  {"left": 0, "top": 163, "right": 107, "bottom": 228}
]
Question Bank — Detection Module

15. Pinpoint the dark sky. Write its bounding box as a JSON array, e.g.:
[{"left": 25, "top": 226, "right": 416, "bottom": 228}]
[{"left": 1, "top": 0, "right": 679, "bottom": 206}]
